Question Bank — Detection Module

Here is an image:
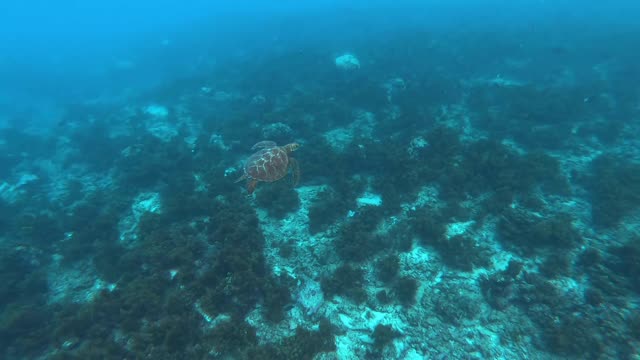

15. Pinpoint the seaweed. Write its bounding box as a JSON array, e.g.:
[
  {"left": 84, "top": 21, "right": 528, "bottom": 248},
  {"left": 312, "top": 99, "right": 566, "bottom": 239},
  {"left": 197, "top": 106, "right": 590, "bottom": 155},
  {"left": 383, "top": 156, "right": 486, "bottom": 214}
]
[
  {"left": 434, "top": 139, "right": 569, "bottom": 212},
  {"left": 254, "top": 179, "right": 301, "bottom": 219},
  {"left": 581, "top": 237, "right": 640, "bottom": 298},
  {"left": 541, "top": 313, "right": 604, "bottom": 358},
  {"left": 335, "top": 205, "right": 387, "bottom": 262},
  {"left": 376, "top": 255, "right": 400, "bottom": 284},
  {"left": 115, "top": 134, "right": 194, "bottom": 189},
  {"left": 67, "top": 118, "right": 132, "bottom": 172},
  {"left": 539, "top": 253, "right": 571, "bottom": 279},
  {"left": 0, "top": 248, "right": 48, "bottom": 308},
  {"left": 586, "top": 155, "right": 640, "bottom": 228},
  {"left": 584, "top": 287, "right": 605, "bottom": 306},
  {"left": 375, "top": 290, "right": 392, "bottom": 305},
  {"left": 321, "top": 264, "right": 367, "bottom": 304},
  {"left": 371, "top": 324, "right": 400, "bottom": 350},
  {"left": 151, "top": 314, "right": 202, "bottom": 354},
  {"left": 276, "top": 322, "right": 336, "bottom": 360},
  {"left": 262, "top": 276, "right": 294, "bottom": 323},
  {"left": 0, "top": 303, "right": 51, "bottom": 356},
  {"left": 407, "top": 206, "right": 447, "bottom": 246},
  {"left": 351, "top": 139, "right": 422, "bottom": 211},
  {"left": 12, "top": 212, "right": 64, "bottom": 249},
  {"left": 433, "top": 287, "right": 480, "bottom": 325},
  {"left": 206, "top": 318, "right": 257, "bottom": 356},
  {"left": 480, "top": 260, "right": 523, "bottom": 310},
  {"left": 199, "top": 244, "right": 268, "bottom": 317},
  {"left": 135, "top": 213, "right": 205, "bottom": 278},
  {"left": 60, "top": 191, "right": 127, "bottom": 272},
  {"left": 438, "top": 234, "right": 491, "bottom": 272},
  {"left": 467, "top": 84, "right": 587, "bottom": 149},
  {"left": 497, "top": 209, "right": 582, "bottom": 254},
  {"left": 248, "top": 319, "right": 335, "bottom": 360},
  {"left": 393, "top": 277, "right": 418, "bottom": 307},
  {"left": 408, "top": 207, "right": 489, "bottom": 270},
  {"left": 307, "top": 180, "right": 362, "bottom": 234},
  {"left": 294, "top": 137, "right": 345, "bottom": 187},
  {"left": 117, "top": 276, "right": 168, "bottom": 331},
  {"left": 195, "top": 197, "right": 294, "bottom": 322}
]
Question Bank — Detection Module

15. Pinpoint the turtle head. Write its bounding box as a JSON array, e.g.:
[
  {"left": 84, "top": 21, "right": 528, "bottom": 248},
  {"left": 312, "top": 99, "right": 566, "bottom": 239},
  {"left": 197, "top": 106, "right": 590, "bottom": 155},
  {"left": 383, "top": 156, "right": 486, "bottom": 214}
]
[{"left": 284, "top": 143, "right": 300, "bottom": 153}]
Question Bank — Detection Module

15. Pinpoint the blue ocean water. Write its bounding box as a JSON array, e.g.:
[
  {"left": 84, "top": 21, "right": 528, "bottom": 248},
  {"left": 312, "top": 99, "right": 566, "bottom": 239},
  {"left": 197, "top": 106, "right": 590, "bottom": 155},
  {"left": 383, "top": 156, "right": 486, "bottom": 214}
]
[{"left": 1, "top": 1, "right": 640, "bottom": 359}]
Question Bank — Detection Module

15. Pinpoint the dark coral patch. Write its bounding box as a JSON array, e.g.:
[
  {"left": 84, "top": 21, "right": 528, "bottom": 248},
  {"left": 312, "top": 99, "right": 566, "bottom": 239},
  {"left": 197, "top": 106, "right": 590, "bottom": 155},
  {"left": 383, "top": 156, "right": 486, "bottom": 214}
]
[
  {"left": 586, "top": 155, "right": 640, "bottom": 228},
  {"left": 497, "top": 209, "right": 582, "bottom": 254},
  {"left": 321, "top": 264, "right": 367, "bottom": 304},
  {"left": 394, "top": 277, "right": 418, "bottom": 307},
  {"left": 254, "top": 179, "right": 301, "bottom": 219}
]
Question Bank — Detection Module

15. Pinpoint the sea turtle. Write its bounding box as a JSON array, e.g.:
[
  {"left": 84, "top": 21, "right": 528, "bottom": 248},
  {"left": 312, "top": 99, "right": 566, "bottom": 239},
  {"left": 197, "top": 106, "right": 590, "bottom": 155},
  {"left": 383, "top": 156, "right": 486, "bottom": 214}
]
[{"left": 235, "top": 141, "right": 300, "bottom": 194}]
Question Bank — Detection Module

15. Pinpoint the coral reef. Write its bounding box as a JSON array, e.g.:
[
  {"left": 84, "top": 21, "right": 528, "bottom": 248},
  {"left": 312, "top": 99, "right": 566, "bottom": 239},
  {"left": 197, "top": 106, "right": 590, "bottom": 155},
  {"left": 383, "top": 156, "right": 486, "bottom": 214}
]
[
  {"left": 1, "top": 17, "right": 639, "bottom": 360},
  {"left": 586, "top": 155, "right": 640, "bottom": 228}
]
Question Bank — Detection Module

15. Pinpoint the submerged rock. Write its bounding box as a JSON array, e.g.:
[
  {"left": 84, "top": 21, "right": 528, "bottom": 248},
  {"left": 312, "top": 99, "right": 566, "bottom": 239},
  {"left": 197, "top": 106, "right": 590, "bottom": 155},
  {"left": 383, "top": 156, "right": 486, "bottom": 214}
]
[{"left": 335, "top": 53, "right": 360, "bottom": 70}]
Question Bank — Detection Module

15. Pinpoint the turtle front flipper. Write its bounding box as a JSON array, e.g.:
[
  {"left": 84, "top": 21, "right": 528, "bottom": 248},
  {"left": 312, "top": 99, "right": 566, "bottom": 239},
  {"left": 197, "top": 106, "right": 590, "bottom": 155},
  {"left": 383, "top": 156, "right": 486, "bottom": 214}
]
[
  {"left": 246, "top": 179, "right": 259, "bottom": 194},
  {"left": 234, "top": 173, "right": 247, "bottom": 183},
  {"left": 251, "top": 141, "right": 277, "bottom": 150}
]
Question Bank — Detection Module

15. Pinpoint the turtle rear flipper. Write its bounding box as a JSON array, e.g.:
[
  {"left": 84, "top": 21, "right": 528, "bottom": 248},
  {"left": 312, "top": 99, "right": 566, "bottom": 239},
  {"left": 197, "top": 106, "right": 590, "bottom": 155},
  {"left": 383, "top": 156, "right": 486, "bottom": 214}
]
[
  {"left": 246, "top": 179, "right": 259, "bottom": 194},
  {"left": 288, "top": 157, "right": 300, "bottom": 186}
]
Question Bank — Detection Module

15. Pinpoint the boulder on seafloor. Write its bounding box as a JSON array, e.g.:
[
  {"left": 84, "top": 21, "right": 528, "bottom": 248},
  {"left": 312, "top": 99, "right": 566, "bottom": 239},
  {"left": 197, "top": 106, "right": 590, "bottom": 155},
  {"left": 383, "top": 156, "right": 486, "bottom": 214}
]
[{"left": 335, "top": 53, "right": 360, "bottom": 70}]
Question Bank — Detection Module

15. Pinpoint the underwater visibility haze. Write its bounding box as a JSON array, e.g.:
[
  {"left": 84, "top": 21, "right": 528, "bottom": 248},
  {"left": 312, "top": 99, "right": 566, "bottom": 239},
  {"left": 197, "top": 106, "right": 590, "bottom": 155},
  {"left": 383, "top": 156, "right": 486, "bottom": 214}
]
[{"left": 1, "top": 1, "right": 640, "bottom": 359}]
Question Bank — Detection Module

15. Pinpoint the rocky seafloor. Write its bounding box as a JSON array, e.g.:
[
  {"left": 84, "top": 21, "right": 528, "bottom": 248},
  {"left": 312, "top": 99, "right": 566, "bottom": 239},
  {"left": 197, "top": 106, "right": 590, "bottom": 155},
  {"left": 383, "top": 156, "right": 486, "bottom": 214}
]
[{"left": 1, "top": 30, "right": 640, "bottom": 360}]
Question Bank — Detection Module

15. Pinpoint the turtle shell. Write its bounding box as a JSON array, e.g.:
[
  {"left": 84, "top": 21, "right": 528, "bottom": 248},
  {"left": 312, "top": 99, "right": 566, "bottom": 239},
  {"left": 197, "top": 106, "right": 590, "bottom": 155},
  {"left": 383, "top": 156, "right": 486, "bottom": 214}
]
[{"left": 244, "top": 146, "right": 290, "bottom": 182}]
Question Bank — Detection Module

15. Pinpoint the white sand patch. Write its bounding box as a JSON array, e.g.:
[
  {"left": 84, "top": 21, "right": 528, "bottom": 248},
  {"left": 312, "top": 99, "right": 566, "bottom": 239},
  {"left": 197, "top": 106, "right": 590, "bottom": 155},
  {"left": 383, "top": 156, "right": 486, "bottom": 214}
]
[
  {"left": 144, "top": 104, "right": 169, "bottom": 118},
  {"left": 356, "top": 192, "right": 382, "bottom": 207},
  {"left": 335, "top": 53, "right": 360, "bottom": 70},
  {"left": 47, "top": 255, "right": 116, "bottom": 304},
  {"left": 118, "top": 192, "right": 162, "bottom": 248},
  {"left": 0, "top": 173, "right": 39, "bottom": 203}
]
